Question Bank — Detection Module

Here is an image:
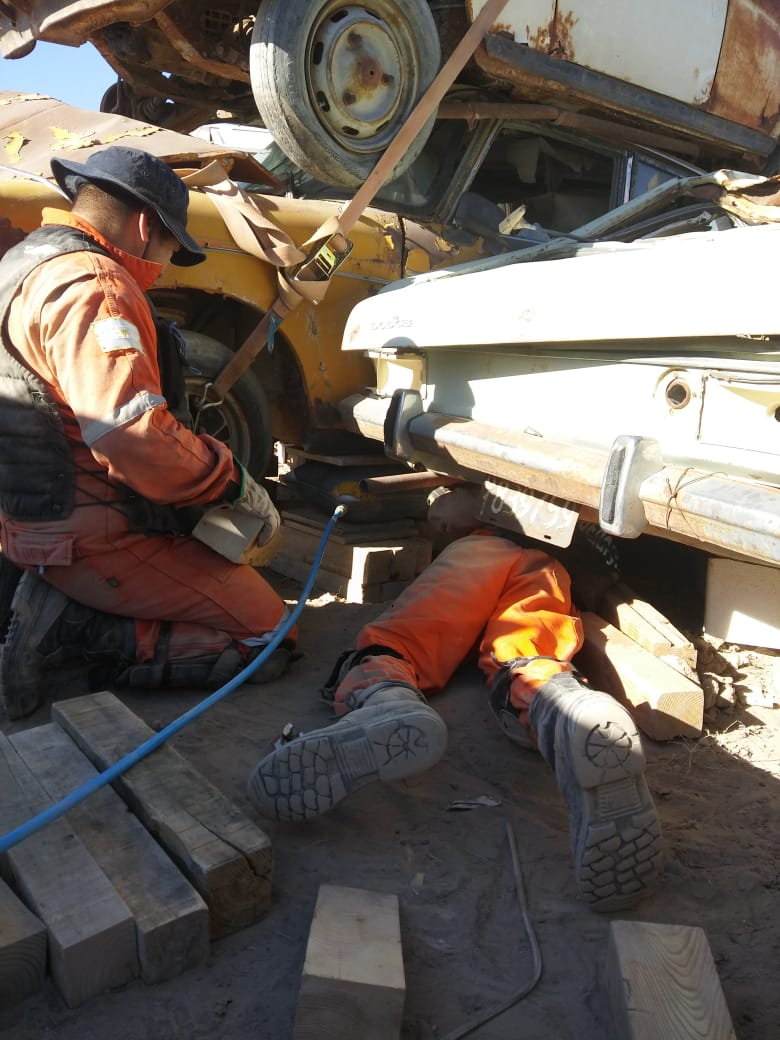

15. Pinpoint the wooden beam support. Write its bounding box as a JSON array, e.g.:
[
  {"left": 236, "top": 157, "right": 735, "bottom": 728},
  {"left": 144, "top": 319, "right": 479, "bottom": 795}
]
[
  {"left": 575, "top": 612, "right": 703, "bottom": 741},
  {"left": 293, "top": 885, "right": 406, "bottom": 1040},
  {"left": 607, "top": 920, "right": 736, "bottom": 1039},
  {"left": 0, "top": 734, "right": 138, "bottom": 1007},
  {"left": 52, "top": 691, "right": 272, "bottom": 939},
  {"left": 0, "top": 879, "right": 47, "bottom": 1005},
  {"left": 597, "top": 581, "right": 697, "bottom": 669},
  {"left": 11, "top": 723, "right": 210, "bottom": 983}
]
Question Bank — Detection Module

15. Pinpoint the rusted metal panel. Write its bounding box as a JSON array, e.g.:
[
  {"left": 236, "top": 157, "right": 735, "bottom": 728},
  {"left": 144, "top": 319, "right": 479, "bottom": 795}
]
[
  {"left": 0, "top": 91, "right": 278, "bottom": 185},
  {"left": 3, "top": 1, "right": 169, "bottom": 47},
  {"left": 340, "top": 393, "right": 780, "bottom": 565},
  {"left": 154, "top": 9, "right": 250, "bottom": 82},
  {"left": 467, "top": 0, "right": 778, "bottom": 156},
  {"left": 708, "top": 0, "right": 780, "bottom": 132},
  {"left": 468, "top": 0, "right": 727, "bottom": 105}
]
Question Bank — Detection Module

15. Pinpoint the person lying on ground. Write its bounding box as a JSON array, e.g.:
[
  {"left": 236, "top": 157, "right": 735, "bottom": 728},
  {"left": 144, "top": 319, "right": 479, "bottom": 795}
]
[{"left": 248, "top": 487, "right": 663, "bottom": 913}]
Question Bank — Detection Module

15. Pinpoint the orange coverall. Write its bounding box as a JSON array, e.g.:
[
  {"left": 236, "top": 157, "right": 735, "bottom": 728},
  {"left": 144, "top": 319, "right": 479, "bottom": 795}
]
[
  {"left": 0, "top": 208, "right": 290, "bottom": 665},
  {"left": 333, "top": 531, "right": 583, "bottom": 730}
]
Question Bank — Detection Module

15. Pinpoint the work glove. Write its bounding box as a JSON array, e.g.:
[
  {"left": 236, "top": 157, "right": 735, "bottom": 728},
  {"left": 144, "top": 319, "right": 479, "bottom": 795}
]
[{"left": 229, "top": 461, "right": 281, "bottom": 546}]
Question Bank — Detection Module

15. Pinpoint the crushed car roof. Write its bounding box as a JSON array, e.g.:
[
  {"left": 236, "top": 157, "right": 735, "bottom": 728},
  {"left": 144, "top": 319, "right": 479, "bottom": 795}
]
[{"left": 0, "top": 91, "right": 283, "bottom": 188}]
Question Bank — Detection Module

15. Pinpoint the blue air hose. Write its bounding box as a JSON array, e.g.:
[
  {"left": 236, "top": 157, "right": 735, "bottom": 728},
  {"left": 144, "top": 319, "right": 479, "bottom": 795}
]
[{"left": 0, "top": 504, "right": 346, "bottom": 854}]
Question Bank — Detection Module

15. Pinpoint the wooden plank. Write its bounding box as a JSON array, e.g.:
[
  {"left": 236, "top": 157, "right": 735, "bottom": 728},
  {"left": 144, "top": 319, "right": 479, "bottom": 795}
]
[
  {"left": 0, "top": 733, "right": 138, "bottom": 1007},
  {"left": 285, "top": 449, "right": 392, "bottom": 468},
  {"left": 52, "top": 692, "right": 272, "bottom": 940},
  {"left": 10, "top": 723, "right": 210, "bottom": 983},
  {"left": 598, "top": 581, "right": 697, "bottom": 668},
  {"left": 575, "top": 613, "right": 703, "bottom": 741},
  {"left": 281, "top": 508, "right": 419, "bottom": 544},
  {"left": 269, "top": 552, "right": 402, "bottom": 604},
  {"left": 607, "top": 920, "right": 736, "bottom": 1039},
  {"left": 0, "top": 879, "right": 47, "bottom": 1005},
  {"left": 293, "top": 885, "right": 405, "bottom": 1040}
]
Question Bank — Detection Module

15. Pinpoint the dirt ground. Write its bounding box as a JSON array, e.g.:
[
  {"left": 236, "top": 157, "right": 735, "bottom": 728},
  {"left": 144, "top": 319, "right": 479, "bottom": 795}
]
[{"left": 1, "top": 541, "right": 779, "bottom": 1040}]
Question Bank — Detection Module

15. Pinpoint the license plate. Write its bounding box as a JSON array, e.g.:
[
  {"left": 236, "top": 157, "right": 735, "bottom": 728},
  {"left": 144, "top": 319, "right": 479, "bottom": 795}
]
[{"left": 479, "top": 480, "right": 580, "bottom": 547}]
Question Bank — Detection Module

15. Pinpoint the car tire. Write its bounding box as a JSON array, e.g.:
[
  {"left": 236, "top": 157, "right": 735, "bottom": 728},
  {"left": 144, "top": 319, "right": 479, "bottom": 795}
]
[
  {"left": 250, "top": 0, "right": 441, "bottom": 189},
  {"left": 182, "top": 331, "right": 274, "bottom": 479}
]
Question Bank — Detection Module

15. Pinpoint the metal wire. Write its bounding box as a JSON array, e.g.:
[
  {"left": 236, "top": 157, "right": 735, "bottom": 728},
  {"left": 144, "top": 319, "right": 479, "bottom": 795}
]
[{"left": 440, "top": 820, "right": 544, "bottom": 1040}]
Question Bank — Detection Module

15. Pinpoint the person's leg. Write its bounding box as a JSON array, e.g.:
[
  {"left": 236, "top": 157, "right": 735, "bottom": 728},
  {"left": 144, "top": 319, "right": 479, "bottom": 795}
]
[
  {"left": 477, "top": 547, "right": 582, "bottom": 739},
  {"left": 478, "top": 548, "right": 662, "bottom": 913},
  {"left": 1, "top": 526, "right": 295, "bottom": 718},
  {"left": 42, "top": 526, "right": 290, "bottom": 645},
  {"left": 333, "top": 532, "right": 543, "bottom": 710},
  {"left": 249, "top": 533, "right": 534, "bottom": 820}
]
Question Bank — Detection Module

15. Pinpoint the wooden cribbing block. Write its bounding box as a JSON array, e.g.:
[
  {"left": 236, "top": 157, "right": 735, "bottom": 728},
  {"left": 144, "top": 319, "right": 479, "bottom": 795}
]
[
  {"left": 11, "top": 724, "right": 210, "bottom": 983},
  {"left": 293, "top": 885, "right": 405, "bottom": 1040},
  {"left": 575, "top": 613, "right": 703, "bottom": 741},
  {"left": 270, "top": 552, "right": 413, "bottom": 604},
  {"left": 598, "top": 582, "right": 697, "bottom": 668},
  {"left": 0, "top": 734, "right": 138, "bottom": 1007},
  {"left": 52, "top": 691, "right": 272, "bottom": 940},
  {"left": 607, "top": 920, "right": 736, "bottom": 1039},
  {"left": 281, "top": 508, "right": 419, "bottom": 544},
  {"left": 0, "top": 879, "right": 47, "bottom": 1005},
  {"left": 277, "top": 526, "right": 429, "bottom": 584}
]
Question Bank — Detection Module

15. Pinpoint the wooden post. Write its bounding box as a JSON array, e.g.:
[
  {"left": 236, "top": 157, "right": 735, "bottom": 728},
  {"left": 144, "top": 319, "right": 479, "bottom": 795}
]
[
  {"left": 0, "top": 879, "right": 47, "bottom": 1005},
  {"left": 607, "top": 920, "right": 736, "bottom": 1039},
  {"left": 52, "top": 691, "right": 272, "bottom": 939},
  {"left": 0, "top": 734, "right": 138, "bottom": 1007},
  {"left": 575, "top": 612, "right": 703, "bottom": 741},
  {"left": 11, "top": 723, "right": 210, "bottom": 983},
  {"left": 293, "top": 885, "right": 406, "bottom": 1040}
]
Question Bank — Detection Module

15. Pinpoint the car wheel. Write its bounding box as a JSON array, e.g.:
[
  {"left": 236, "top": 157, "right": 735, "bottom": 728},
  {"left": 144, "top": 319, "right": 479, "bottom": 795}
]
[
  {"left": 250, "top": 0, "right": 441, "bottom": 189},
  {"left": 182, "top": 331, "right": 274, "bottom": 479}
]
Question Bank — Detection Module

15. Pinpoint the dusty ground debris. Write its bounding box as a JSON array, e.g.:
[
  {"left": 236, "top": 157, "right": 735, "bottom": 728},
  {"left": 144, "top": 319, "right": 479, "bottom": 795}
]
[{"left": 1, "top": 561, "right": 779, "bottom": 1039}]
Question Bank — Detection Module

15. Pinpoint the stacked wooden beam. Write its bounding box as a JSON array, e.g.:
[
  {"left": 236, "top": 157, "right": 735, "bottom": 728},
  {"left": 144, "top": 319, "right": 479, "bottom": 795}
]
[
  {"left": 0, "top": 691, "right": 272, "bottom": 1007},
  {"left": 574, "top": 581, "right": 704, "bottom": 741},
  {"left": 268, "top": 508, "right": 432, "bottom": 604}
]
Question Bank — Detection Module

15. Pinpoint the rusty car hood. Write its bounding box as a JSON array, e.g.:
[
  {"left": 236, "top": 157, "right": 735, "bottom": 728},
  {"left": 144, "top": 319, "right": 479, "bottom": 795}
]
[{"left": 0, "top": 90, "right": 283, "bottom": 188}]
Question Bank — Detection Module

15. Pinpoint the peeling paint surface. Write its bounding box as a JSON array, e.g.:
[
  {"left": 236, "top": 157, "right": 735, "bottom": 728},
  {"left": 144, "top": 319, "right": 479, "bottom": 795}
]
[
  {"left": 468, "top": 0, "right": 728, "bottom": 105},
  {"left": 0, "top": 91, "right": 276, "bottom": 184},
  {"left": 708, "top": 0, "right": 780, "bottom": 129}
]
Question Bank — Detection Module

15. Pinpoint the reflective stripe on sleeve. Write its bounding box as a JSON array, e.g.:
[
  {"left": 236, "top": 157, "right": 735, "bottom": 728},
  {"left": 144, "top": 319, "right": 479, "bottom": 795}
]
[{"left": 82, "top": 390, "right": 165, "bottom": 446}]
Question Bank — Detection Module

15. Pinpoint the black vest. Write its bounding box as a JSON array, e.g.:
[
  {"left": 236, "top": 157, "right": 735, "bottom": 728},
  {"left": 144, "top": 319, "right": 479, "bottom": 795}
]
[
  {"left": 0, "top": 226, "right": 104, "bottom": 521},
  {"left": 0, "top": 226, "right": 194, "bottom": 531}
]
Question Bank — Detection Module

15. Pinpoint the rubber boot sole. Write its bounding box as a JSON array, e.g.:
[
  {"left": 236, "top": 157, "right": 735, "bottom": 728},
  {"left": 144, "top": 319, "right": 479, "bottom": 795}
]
[
  {"left": 248, "top": 705, "right": 447, "bottom": 822},
  {"left": 560, "top": 696, "right": 662, "bottom": 912}
]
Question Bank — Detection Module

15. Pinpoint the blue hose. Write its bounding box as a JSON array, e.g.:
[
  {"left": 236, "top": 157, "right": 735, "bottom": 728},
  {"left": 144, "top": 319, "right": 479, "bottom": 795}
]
[{"left": 0, "top": 504, "right": 346, "bottom": 854}]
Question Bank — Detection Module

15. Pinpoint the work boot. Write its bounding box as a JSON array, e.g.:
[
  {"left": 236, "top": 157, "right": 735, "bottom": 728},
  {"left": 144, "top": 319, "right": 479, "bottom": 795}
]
[
  {"left": 0, "top": 553, "right": 23, "bottom": 642},
  {"left": 528, "top": 672, "right": 662, "bottom": 912},
  {"left": 248, "top": 681, "right": 448, "bottom": 822},
  {"left": 0, "top": 571, "right": 135, "bottom": 720},
  {"left": 116, "top": 639, "right": 297, "bottom": 690}
]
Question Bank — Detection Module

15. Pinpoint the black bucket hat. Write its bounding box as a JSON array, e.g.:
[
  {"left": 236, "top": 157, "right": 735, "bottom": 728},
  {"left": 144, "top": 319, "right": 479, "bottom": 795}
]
[{"left": 51, "top": 146, "right": 206, "bottom": 266}]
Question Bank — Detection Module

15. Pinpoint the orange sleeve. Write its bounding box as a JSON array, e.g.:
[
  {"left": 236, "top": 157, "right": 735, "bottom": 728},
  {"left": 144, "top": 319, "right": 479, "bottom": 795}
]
[{"left": 30, "top": 251, "right": 236, "bottom": 506}]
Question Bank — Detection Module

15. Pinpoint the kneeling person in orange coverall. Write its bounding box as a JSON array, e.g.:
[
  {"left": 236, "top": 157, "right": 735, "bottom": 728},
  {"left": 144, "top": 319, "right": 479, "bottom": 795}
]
[
  {"left": 0, "top": 146, "right": 291, "bottom": 720},
  {"left": 248, "top": 489, "right": 663, "bottom": 913}
]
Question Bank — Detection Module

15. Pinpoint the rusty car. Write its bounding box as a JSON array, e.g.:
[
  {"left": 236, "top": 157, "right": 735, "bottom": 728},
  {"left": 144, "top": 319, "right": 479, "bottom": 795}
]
[{"left": 1, "top": 1, "right": 778, "bottom": 190}]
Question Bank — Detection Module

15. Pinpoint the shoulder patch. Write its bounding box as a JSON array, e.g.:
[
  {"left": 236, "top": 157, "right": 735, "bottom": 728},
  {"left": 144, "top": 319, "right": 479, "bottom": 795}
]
[{"left": 92, "top": 317, "right": 144, "bottom": 354}]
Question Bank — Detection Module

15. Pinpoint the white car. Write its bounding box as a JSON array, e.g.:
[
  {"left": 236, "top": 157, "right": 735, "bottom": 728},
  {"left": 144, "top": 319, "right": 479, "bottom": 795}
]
[{"left": 338, "top": 170, "right": 780, "bottom": 566}]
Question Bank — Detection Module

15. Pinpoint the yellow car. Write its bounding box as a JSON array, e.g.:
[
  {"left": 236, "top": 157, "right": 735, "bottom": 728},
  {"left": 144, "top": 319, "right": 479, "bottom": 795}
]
[{"left": 0, "top": 92, "right": 488, "bottom": 478}]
